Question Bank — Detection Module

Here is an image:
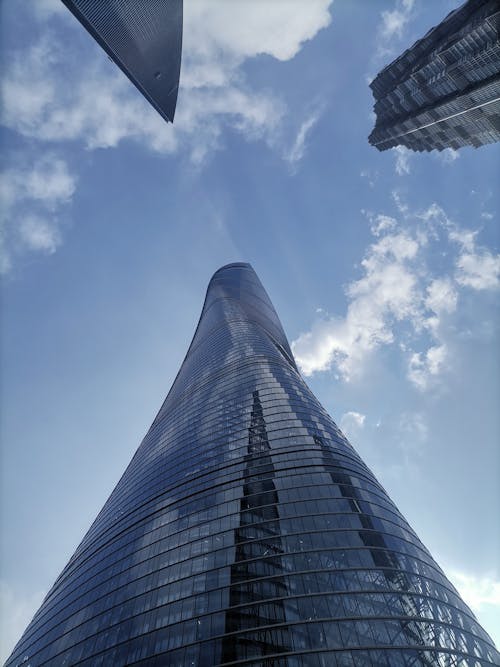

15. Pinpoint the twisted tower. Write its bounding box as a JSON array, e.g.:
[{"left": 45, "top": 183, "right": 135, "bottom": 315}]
[{"left": 7, "top": 264, "right": 498, "bottom": 666}]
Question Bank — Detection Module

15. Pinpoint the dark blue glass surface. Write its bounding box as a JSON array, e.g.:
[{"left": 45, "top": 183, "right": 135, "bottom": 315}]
[{"left": 61, "top": 0, "right": 183, "bottom": 122}]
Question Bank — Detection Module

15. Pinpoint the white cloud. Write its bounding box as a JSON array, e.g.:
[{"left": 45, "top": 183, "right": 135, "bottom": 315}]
[
  {"left": 394, "top": 145, "right": 412, "bottom": 175},
  {"left": 0, "top": 155, "right": 75, "bottom": 272},
  {"left": 448, "top": 227, "right": 477, "bottom": 253},
  {"left": 285, "top": 107, "right": 324, "bottom": 168},
  {"left": 380, "top": 0, "right": 415, "bottom": 40},
  {"left": 374, "top": 0, "right": 415, "bottom": 61},
  {"left": 19, "top": 215, "right": 61, "bottom": 254},
  {"left": 1, "top": 156, "right": 75, "bottom": 210},
  {"left": 292, "top": 196, "right": 499, "bottom": 390},
  {"left": 425, "top": 278, "right": 458, "bottom": 317},
  {"left": 455, "top": 250, "right": 500, "bottom": 291},
  {"left": 435, "top": 147, "right": 460, "bottom": 165},
  {"left": 392, "top": 190, "right": 410, "bottom": 216},
  {"left": 370, "top": 214, "right": 397, "bottom": 236},
  {"left": 407, "top": 344, "right": 448, "bottom": 391},
  {"left": 0, "top": 582, "right": 46, "bottom": 664},
  {"left": 292, "top": 229, "right": 421, "bottom": 380},
  {"left": 417, "top": 203, "right": 500, "bottom": 291},
  {"left": 340, "top": 411, "right": 366, "bottom": 440},
  {"left": 481, "top": 212, "right": 494, "bottom": 221},
  {"left": 447, "top": 222, "right": 500, "bottom": 291},
  {"left": 365, "top": 232, "right": 419, "bottom": 263},
  {"left": 447, "top": 570, "right": 500, "bottom": 612},
  {"left": 33, "top": 0, "right": 68, "bottom": 18},
  {"left": 185, "top": 1, "right": 332, "bottom": 63},
  {"left": 360, "top": 169, "right": 379, "bottom": 189},
  {"left": 1, "top": 2, "right": 333, "bottom": 164}
]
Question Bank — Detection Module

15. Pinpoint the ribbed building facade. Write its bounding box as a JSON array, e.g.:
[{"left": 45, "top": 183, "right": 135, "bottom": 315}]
[
  {"left": 369, "top": 0, "right": 500, "bottom": 152},
  {"left": 6, "top": 264, "right": 499, "bottom": 666},
  {"left": 61, "top": 0, "right": 183, "bottom": 122}
]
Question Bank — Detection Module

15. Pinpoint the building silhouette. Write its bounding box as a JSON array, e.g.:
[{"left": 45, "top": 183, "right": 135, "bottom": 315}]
[
  {"left": 6, "top": 264, "right": 499, "bottom": 666},
  {"left": 61, "top": 0, "right": 183, "bottom": 123},
  {"left": 369, "top": 0, "right": 500, "bottom": 152}
]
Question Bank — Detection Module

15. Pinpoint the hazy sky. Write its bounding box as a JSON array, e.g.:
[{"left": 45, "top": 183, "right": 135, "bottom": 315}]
[{"left": 1, "top": 0, "right": 499, "bottom": 660}]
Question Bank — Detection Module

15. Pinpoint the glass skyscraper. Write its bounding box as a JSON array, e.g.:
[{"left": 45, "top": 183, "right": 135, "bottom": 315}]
[
  {"left": 369, "top": 0, "right": 500, "bottom": 152},
  {"left": 61, "top": 0, "right": 183, "bottom": 123},
  {"left": 6, "top": 264, "right": 499, "bottom": 666}
]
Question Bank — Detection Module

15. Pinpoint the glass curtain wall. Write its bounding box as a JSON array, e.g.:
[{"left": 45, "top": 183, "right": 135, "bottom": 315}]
[{"left": 6, "top": 263, "right": 499, "bottom": 667}]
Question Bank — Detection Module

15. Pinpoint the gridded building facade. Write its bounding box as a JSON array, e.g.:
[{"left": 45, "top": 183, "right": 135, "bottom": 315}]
[
  {"left": 369, "top": 0, "right": 500, "bottom": 152},
  {"left": 6, "top": 264, "right": 499, "bottom": 666},
  {"left": 61, "top": 0, "right": 183, "bottom": 122}
]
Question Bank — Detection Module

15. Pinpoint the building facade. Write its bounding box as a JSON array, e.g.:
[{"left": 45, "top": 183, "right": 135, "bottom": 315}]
[
  {"left": 61, "top": 0, "right": 183, "bottom": 123},
  {"left": 6, "top": 264, "right": 499, "bottom": 666},
  {"left": 369, "top": 0, "right": 500, "bottom": 152}
]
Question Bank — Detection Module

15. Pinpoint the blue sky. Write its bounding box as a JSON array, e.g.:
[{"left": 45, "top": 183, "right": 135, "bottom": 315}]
[{"left": 1, "top": 0, "right": 499, "bottom": 660}]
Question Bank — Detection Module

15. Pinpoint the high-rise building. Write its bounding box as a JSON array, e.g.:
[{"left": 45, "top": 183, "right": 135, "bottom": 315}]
[
  {"left": 61, "top": 0, "right": 183, "bottom": 123},
  {"left": 6, "top": 264, "right": 499, "bottom": 666},
  {"left": 369, "top": 0, "right": 500, "bottom": 152}
]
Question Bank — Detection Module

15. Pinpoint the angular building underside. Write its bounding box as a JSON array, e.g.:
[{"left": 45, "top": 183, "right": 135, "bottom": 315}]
[
  {"left": 61, "top": 0, "right": 183, "bottom": 123},
  {"left": 369, "top": 0, "right": 500, "bottom": 152},
  {"left": 6, "top": 264, "right": 499, "bottom": 666}
]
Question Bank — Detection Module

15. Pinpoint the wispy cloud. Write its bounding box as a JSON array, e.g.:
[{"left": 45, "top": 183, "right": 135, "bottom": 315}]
[
  {"left": 292, "top": 228, "right": 421, "bottom": 380},
  {"left": 407, "top": 344, "right": 448, "bottom": 391},
  {"left": 340, "top": 411, "right": 366, "bottom": 440},
  {"left": 369, "top": 213, "right": 397, "bottom": 236},
  {"left": 0, "top": 154, "right": 76, "bottom": 273},
  {"left": 18, "top": 215, "right": 61, "bottom": 254},
  {"left": 32, "top": 0, "right": 67, "bottom": 18},
  {"left": 285, "top": 106, "right": 324, "bottom": 169},
  {"left": 406, "top": 276, "right": 458, "bottom": 390},
  {"left": 454, "top": 238, "right": 500, "bottom": 290},
  {"left": 0, "top": 155, "right": 75, "bottom": 209},
  {"left": 446, "top": 568, "right": 500, "bottom": 622},
  {"left": 360, "top": 168, "right": 379, "bottom": 189},
  {"left": 394, "top": 145, "right": 412, "bottom": 175},
  {"left": 435, "top": 147, "right": 460, "bottom": 165},
  {"left": 422, "top": 203, "right": 500, "bottom": 291},
  {"left": 380, "top": 0, "right": 415, "bottom": 40},
  {"left": 424, "top": 277, "right": 458, "bottom": 317},
  {"left": 292, "top": 195, "right": 500, "bottom": 390},
  {"left": 375, "top": 0, "right": 416, "bottom": 60}
]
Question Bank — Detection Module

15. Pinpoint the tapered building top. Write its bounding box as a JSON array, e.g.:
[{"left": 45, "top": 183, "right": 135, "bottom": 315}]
[
  {"left": 6, "top": 264, "right": 499, "bottom": 665},
  {"left": 62, "top": 0, "right": 183, "bottom": 122},
  {"left": 369, "top": 0, "right": 500, "bottom": 152}
]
